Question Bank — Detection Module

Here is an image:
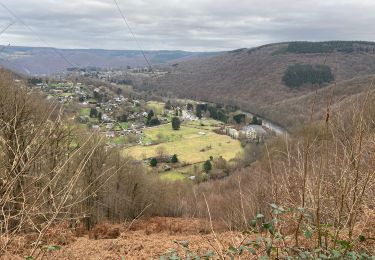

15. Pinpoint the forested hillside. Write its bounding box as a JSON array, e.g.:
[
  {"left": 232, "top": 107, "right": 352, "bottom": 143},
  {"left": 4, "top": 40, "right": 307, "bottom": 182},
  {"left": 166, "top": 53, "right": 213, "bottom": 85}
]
[{"left": 138, "top": 41, "right": 375, "bottom": 129}]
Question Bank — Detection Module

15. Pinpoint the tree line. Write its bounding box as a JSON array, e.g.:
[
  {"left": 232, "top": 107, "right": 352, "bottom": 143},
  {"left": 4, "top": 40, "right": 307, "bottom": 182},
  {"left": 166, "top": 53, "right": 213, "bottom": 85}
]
[{"left": 284, "top": 41, "right": 375, "bottom": 54}]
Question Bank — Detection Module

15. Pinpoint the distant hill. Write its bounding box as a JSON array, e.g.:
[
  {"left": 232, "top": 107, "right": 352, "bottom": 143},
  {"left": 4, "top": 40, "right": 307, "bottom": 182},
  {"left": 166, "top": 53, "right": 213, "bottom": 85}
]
[
  {"left": 138, "top": 41, "right": 375, "bottom": 128},
  {"left": 0, "top": 46, "right": 218, "bottom": 75}
]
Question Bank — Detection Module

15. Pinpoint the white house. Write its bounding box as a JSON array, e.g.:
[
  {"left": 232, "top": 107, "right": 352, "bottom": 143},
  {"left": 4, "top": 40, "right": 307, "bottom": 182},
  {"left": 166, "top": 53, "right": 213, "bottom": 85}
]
[
  {"left": 106, "top": 131, "right": 115, "bottom": 138},
  {"left": 240, "top": 125, "right": 267, "bottom": 141},
  {"left": 225, "top": 127, "right": 239, "bottom": 139}
]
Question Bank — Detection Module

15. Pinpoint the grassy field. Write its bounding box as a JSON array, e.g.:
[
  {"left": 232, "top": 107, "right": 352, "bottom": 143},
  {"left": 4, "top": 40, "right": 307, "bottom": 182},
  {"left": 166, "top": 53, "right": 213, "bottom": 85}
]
[
  {"left": 60, "top": 92, "right": 74, "bottom": 97},
  {"left": 79, "top": 108, "right": 90, "bottom": 116},
  {"left": 119, "top": 122, "right": 129, "bottom": 129},
  {"left": 142, "top": 124, "right": 199, "bottom": 144},
  {"left": 184, "top": 119, "right": 225, "bottom": 131},
  {"left": 123, "top": 122, "right": 242, "bottom": 164},
  {"left": 160, "top": 171, "right": 186, "bottom": 181},
  {"left": 160, "top": 163, "right": 203, "bottom": 181}
]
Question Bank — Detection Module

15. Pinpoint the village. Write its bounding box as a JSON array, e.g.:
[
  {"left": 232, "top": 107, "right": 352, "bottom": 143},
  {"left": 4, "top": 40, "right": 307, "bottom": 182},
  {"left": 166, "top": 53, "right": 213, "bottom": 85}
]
[
  {"left": 27, "top": 77, "right": 276, "bottom": 182},
  {"left": 30, "top": 76, "right": 273, "bottom": 147}
]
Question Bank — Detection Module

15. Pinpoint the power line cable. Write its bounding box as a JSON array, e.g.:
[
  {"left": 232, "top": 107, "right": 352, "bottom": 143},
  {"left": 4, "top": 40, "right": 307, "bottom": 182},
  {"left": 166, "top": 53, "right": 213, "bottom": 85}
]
[
  {"left": 0, "top": 21, "right": 14, "bottom": 37},
  {"left": 113, "top": 0, "right": 154, "bottom": 74},
  {"left": 0, "top": 2, "right": 77, "bottom": 68}
]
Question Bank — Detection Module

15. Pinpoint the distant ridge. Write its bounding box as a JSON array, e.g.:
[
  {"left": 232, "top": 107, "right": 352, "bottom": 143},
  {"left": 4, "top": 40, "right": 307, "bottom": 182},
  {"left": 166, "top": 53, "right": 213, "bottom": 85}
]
[{"left": 0, "top": 45, "right": 219, "bottom": 75}]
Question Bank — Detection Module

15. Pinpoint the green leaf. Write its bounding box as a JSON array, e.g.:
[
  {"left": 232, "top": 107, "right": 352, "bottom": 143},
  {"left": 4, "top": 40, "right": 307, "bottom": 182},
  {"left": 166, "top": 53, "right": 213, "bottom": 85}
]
[
  {"left": 346, "top": 252, "right": 357, "bottom": 260},
  {"left": 314, "top": 248, "right": 322, "bottom": 253},
  {"left": 304, "top": 229, "right": 313, "bottom": 239},
  {"left": 337, "top": 240, "right": 351, "bottom": 249},
  {"left": 227, "top": 245, "right": 237, "bottom": 254},
  {"left": 265, "top": 238, "right": 272, "bottom": 256},
  {"left": 272, "top": 209, "right": 284, "bottom": 215},
  {"left": 250, "top": 219, "right": 257, "bottom": 227},
  {"left": 238, "top": 245, "right": 246, "bottom": 255},
  {"left": 247, "top": 248, "right": 257, "bottom": 255},
  {"left": 202, "top": 250, "right": 214, "bottom": 259},
  {"left": 262, "top": 222, "right": 275, "bottom": 234},
  {"left": 46, "top": 245, "right": 61, "bottom": 251},
  {"left": 330, "top": 250, "right": 341, "bottom": 259},
  {"left": 270, "top": 203, "right": 278, "bottom": 209},
  {"left": 168, "top": 255, "right": 181, "bottom": 260},
  {"left": 24, "top": 256, "right": 34, "bottom": 260},
  {"left": 256, "top": 213, "right": 264, "bottom": 219}
]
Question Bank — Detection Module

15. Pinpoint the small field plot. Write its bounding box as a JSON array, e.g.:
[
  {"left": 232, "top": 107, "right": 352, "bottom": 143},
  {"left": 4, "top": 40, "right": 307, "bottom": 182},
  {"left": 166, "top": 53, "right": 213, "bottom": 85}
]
[
  {"left": 160, "top": 171, "right": 186, "bottom": 181},
  {"left": 184, "top": 118, "right": 225, "bottom": 131},
  {"left": 146, "top": 101, "right": 165, "bottom": 115},
  {"left": 142, "top": 124, "right": 200, "bottom": 144},
  {"left": 79, "top": 108, "right": 90, "bottom": 116},
  {"left": 160, "top": 163, "right": 203, "bottom": 181},
  {"left": 124, "top": 123, "right": 242, "bottom": 164}
]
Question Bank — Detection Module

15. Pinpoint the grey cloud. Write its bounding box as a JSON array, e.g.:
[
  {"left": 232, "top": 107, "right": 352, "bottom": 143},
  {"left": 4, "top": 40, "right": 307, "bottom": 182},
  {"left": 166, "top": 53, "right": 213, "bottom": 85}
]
[{"left": 0, "top": 0, "right": 375, "bottom": 51}]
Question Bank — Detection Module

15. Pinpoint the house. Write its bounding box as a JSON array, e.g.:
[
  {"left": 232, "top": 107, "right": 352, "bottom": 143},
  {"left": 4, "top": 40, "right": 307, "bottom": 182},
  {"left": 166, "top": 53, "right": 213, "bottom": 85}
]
[
  {"left": 106, "top": 131, "right": 115, "bottom": 138},
  {"left": 225, "top": 127, "right": 239, "bottom": 139},
  {"left": 101, "top": 114, "right": 112, "bottom": 123},
  {"left": 240, "top": 126, "right": 257, "bottom": 140},
  {"left": 92, "top": 125, "right": 100, "bottom": 131},
  {"left": 131, "top": 123, "right": 145, "bottom": 130},
  {"left": 240, "top": 125, "right": 267, "bottom": 141},
  {"left": 182, "top": 110, "right": 198, "bottom": 121}
]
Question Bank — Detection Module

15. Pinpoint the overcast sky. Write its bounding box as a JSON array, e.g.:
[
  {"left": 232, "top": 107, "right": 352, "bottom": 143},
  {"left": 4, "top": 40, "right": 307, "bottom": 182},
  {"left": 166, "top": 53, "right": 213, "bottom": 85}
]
[{"left": 1, "top": 0, "right": 375, "bottom": 51}]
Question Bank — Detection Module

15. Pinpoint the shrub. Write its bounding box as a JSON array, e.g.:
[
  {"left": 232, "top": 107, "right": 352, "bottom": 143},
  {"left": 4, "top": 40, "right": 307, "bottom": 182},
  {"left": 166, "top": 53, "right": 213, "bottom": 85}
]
[
  {"left": 203, "top": 160, "right": 212, "bottom": 173},
  {"left": 251, "top": 116, "right": 262, "bottom": 125},
  {"left": 171, "top": 116, "right": 181, "bottom": 130},
  {"left": 148, "top": 117, "right": 160, "bottom": 126},
  {"left": 233, "top": 113, "right": 246, "bottom": 124},
  {"left": 150, "top": 158, "right": 158, "bottom": 167},
  {"left": 171, "top": 154, "right": 178, "bottom": 163}
]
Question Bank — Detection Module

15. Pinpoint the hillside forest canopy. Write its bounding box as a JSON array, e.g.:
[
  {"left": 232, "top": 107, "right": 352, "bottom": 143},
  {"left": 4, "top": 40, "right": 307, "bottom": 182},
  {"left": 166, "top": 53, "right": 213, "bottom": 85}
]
[
  {"left": 282, "top": 63, "right": 334, "bottom": 88},
  {"left": 281, "top": 41, "right": 375, "bottom": 54}
]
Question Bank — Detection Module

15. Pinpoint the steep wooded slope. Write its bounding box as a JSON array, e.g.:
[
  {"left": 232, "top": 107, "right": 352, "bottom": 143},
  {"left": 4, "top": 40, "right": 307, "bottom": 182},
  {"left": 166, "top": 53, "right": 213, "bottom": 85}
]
[{"left": 140, "top": 41, "right": 375, "bottom": 128}]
